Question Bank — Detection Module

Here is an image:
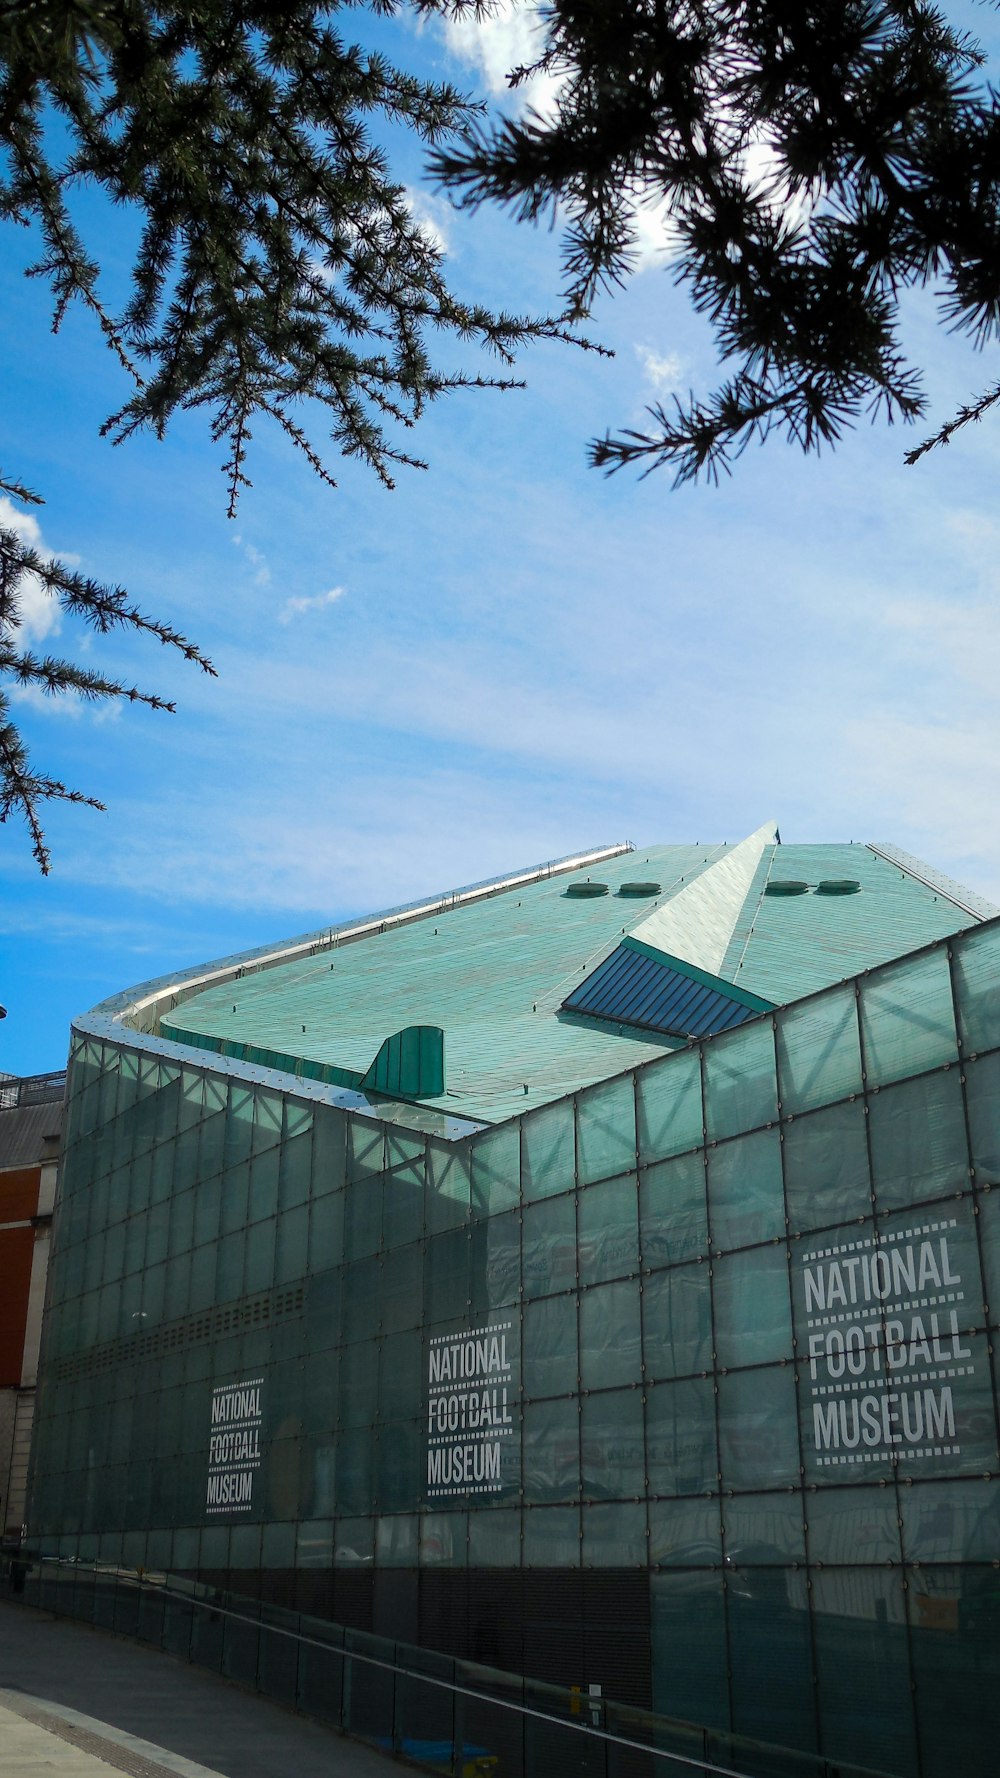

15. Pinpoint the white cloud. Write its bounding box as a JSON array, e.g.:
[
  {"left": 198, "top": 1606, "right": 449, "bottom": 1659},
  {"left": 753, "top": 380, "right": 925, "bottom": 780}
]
[
  {"left": 635, "top": 345, "right": 685, "bottom": 392},
  {"left": 278, "top": 586, "right": 346, "bottom": 625},
  {"left": 232, "top": 534, "right": 270, "bottom": 587},
  {"left": 403, "top": 188, "right": 451, "bottom": 256},
  {"left": 440, "top": 1, "right": 561, "bottom": 119},
  {"left": 0, "top": 495, "right": 62, "bottom": 645}
]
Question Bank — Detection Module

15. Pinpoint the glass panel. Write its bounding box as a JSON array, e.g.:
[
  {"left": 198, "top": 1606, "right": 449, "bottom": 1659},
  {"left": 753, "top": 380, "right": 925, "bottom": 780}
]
[
  {"left": 636, "top": 1049, "right": 703, "bottom": 1163},
  {"left": 426, "top": 1141, "right": 468, "bottom": 1233},
  {"left": 576, "top": 1074, "right": 636, "bottom": 1185},
  {"left": 379, "top": 1243, "right": 423, "bottom": 1336},
  {"left": 375, "top": 1514, "right": 418, "bottom": 1567},
  {"left": 718, "top": 1366, "right": 799, "bottom": 1490},
  {"left": 470, "top": 1123, "right": 519, "bottom": 1215},
  {"left": 807, "top": 1483, "right": 901, "bottom": 1565},
  {"left": 345, "top": 1177, "right": 381, "bottom": 1261},
  {"left": 524, "top": 1397, "right": 580, "bottom": 1501},
  {"left": 723, "top": 1490, "right": 805, "bottom": 1561},
  {"left": 577, "top": 1174, "right": 638, "bottom": 1285},
  {"left": 522, "top": 1194, "right": 575, "bottom": 1299},
  {"left": 812, "top": 1568, "right": 915, "bottom": 1777},
  {"left": 578, "top": 1281, "right": 641, "bottom": 1389},
  {"left": 275, "top": 1203, "right": 309, "bottom": 1284},
  {"left": 704, "top": 1019, "right": 777, "bottom": 1141},
  {"left": 582, "top": 1502, "right": 646, "bottom": 1564},
  {"left": 965, "top": 1052, "right": 1000, "bottom": 1182},
  {"left": 869, "top": 1070, "right": 968, "bottom": 1208},
  {"left": 483, "top": 1210, "right": 520, "bottom": 1311},
  {"left": 651, "top": 1570, "right": 729, "bottom": 1733},
  {"left": 642, "top": 1264, "right": 712, "bottom": 1379},
  {"left": 649, "top": 1497, "right": 720, "bottom": 1563},
  {"left": 908, "top": 1559, "right": 1000, "bottom": 1778},
  {"left": 979, "top": 1186, "right": 1000, "bottom": 1327},
  {"left": 244, "top": 1217, "right": 275, "bottom": 1293},
  {"left": 712, "top": 1244, "right": 792, "bottom": 1369},
  {"left": 730, "top": 1566, "right": 816, "bottom": 1751},
  {"left": 425, "top": 1228, "right": 470, "bottom": 1324},
  {"left": 521, "top": 1100, "right": 575, "bottom": 1201},
  {"left": 580, "top": 1389, "right": 644, "bottom": 1498},
  {"left": 522, "top": 1506, "right": 579, "bottom": 1567},
  {"left": 309, "top": 1189, "right": 344, "bottom": 1272},
  {"left": 646, "top": 1377, "right": 717, "bottom": 1495},
  {"left": 953, "top": 919, "right": 1000, "bottom": 1054},
  {"left": 708, "top": 1128, "right": 784, "bottom": 1251},
  {"left": 348, "top": 1120, "right": 384, "bottom": 1183},
  {"left": 467, "top": 1508, "right": 520, "bottom": 1567},
  {"left": 278, "top": 1131, "right": 313, "bottom": 1212},
  {"left": 640, "top": 1151, "right": 708, "bottom": 1267},
  {"left": 777, "top": 985, "right": 862, "bottom": 1113},
  {"left": 379, "top": 1330, "right": 421, "bottom": 1422},
  {"left": 312, "top": 1104, "right": 347, "bottom": 1194},
  {"left": 783, "top": 1100, "right": 871, "bottom": 1234},
  {"left": 899, "top": 1475, "right": 1000, "bottom": 1563},
  {"left": 861, "top": 946, "right": 958, "bottom": 1086},
  {"left": 523, "top": 1294, "right": 578, "bottom": 1400}
]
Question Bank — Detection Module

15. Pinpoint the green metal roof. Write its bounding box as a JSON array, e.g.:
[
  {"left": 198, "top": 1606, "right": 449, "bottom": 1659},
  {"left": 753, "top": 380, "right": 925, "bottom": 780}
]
[
  {"left": 162, "top": 832, "right": 994, "bottom": 1126},
  {"left": 721, "top": 842, "right": 983, "bottom": 1004}
]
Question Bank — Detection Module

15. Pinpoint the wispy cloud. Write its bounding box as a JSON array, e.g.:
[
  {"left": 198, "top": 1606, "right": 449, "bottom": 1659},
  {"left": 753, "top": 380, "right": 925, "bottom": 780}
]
[
  {"left": 441, "top": 1, "right": 550, "bottom": 102},
  {"left": 278, "top": 586, "right": 346, "bottom": 625},
  {"left": 635, "top": 345, "right": 685, "bottom": 392},
  {"left": 403, "top": 188, "right": 451, "bottom": 255},
  {"left": 232, "top": 534, "right": 270, "bottom": 587},
  {"left": 0, "top": 495, "right": 62, "bottom": 644}
]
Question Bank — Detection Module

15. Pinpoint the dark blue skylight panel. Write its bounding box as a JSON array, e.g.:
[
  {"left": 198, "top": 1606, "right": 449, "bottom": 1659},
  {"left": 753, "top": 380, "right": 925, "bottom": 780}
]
[{"left": 562, "top": 942, "right": 766, "bottom": 1039}]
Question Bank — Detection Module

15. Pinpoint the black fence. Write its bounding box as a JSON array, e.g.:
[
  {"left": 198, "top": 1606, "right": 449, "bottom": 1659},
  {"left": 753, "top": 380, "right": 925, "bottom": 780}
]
[{"left": 3, "top": 1557, "right": 893, "bottom": 1778}]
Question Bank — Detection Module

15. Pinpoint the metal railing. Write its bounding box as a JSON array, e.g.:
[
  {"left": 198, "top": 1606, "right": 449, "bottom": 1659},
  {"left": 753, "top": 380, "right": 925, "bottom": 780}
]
[
  {"left": 3, "top": 1556, "right": 895, "bottom": 1778},
  {"left": 0, "top": 1070, "right": 66, "bottom": 1110}
]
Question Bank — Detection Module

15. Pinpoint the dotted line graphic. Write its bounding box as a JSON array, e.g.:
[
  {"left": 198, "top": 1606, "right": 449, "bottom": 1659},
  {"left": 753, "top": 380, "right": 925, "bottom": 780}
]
[
  {"left": 816, "top": 1446, "right": 960, "bottom": 1467},
  {"left": 207, "top": 1461, "right": 261, "bottom": 1473},
  {"left": 803, "top": 1220, "right": 957, "bottom": 1265},
  {"left": 428, "top": 1378, "right": 513, "bottom": 1398},
  {"left": 206, "top": 1503, "right": 254, "bottom": 1514},
  {"left": 806, "top": 1292, "right": 964, "bottom": 1328},
  {"left": 429, "top": 1322, "right": 512, "bottom": 1345},
  {"left": 427, "top": 1482, "right": 503, "bottom": 1498},
  {"left": 810, "top": 1366, "right": 974, "bottom": 1397},
  {"left": 427, "top": 1429, "right": 515, "bottom": 1447},
  {"left": 211, "top": 1376, "right": 263, "bottom": 1391}
]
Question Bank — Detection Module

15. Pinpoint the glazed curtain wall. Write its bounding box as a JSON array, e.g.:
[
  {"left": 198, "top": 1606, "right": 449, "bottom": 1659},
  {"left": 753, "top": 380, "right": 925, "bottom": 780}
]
[{"left": 29, "top": 919, "right": 1000, "bottom": 1778}]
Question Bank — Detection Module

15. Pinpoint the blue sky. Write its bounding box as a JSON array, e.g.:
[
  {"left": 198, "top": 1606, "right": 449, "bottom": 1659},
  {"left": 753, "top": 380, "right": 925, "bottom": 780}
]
[{"left": 3, "top": 4, "right": 1000, "bottom": 1073}]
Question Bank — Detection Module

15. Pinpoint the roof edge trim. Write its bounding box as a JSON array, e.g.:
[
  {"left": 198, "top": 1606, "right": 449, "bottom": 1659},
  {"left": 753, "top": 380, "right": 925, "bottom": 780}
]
[
  {"left": 865, "top": 843, "right": 999, "bottom": 922},
  {"left": 93, "top": 840, "right": 634, "bottom": 1039}
]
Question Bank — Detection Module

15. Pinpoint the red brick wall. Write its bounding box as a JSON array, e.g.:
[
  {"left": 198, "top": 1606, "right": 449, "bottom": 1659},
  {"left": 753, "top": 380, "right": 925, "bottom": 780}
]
[
  {"left": 0, "top": 1226, "right": 35, "bottom": 1384},
  {"left": 0, "top": 1165, "right": 41, "bottom": 1223}
]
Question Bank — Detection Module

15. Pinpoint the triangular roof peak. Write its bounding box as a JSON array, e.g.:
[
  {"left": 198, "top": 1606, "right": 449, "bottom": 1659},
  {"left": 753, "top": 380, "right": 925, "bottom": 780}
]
[{"left": 628, "top": 820, "right": 778, "bottom": 977}]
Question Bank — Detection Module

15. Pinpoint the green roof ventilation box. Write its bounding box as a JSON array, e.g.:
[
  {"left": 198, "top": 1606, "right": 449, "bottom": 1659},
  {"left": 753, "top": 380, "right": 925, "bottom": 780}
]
[{"left": 360, "top": 1025, "right": 445, "bottom": 1100}]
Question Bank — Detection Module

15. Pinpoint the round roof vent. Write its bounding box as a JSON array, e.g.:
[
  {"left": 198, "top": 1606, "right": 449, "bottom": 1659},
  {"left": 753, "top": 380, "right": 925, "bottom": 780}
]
[
  {"left": 765, "top": 880, "right": 810, "bottom": 896},
  {"left": 816, "top": 878, "right": 861, "bottom": 895},
  {"left": 565, "top": 881, "right": 609, "bottom": 898},
  {"left": 618, "top": 880, "right": 661, "bottom": 897}
]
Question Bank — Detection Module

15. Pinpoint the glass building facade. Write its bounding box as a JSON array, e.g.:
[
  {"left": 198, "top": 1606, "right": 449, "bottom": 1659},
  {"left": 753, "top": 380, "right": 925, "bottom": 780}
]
[{"left": 26, "top": 878, "right": 1000, "bottom": 1778}]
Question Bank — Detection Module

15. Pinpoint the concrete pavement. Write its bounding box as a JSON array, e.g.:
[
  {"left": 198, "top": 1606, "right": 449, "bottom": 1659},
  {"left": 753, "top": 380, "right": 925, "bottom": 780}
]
[{"left": 0, "top": 1601, "right": 400, "bottom": 1778}]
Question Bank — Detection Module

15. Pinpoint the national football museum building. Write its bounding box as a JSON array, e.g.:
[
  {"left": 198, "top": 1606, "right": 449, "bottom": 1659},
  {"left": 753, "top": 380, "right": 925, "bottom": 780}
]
[{"left": 25, "top": 824, "right": 1000, "bottom": 1776}]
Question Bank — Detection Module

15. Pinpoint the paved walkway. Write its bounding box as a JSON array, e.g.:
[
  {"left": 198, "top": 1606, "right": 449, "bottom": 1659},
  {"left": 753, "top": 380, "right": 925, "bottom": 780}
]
[{"left": 0, "top": 1601, "right": 398, "bottom": 1778}]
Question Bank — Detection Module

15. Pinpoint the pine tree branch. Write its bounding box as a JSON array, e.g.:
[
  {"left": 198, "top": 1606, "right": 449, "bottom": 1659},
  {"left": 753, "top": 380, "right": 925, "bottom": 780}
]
[
  {"left": 904, "top": 376, "right": 1000, "bottom": 464},
  {"left": 0, "top": 692, "right": 105, "bottom": 876}
]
